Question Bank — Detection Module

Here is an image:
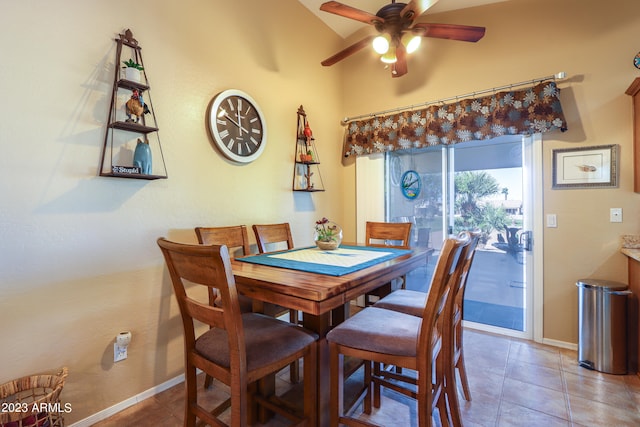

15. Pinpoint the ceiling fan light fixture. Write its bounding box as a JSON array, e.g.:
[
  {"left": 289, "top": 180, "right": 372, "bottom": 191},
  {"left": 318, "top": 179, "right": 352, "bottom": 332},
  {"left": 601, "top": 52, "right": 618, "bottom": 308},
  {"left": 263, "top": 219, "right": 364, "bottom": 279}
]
[
  {"left": 402, "top": 32, "right": 421, "bottom": 54},
  {"left": 372, "top": 34, "right": 391, "bottom": 54},
  {"left": 380, "top": 45, "right": 397, "bottom": 64}
]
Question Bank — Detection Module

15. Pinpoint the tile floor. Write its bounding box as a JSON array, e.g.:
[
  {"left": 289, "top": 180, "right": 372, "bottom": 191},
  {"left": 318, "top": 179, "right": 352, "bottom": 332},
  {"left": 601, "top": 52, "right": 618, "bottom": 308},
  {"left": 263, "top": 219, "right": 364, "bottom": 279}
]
[{"left": 92, "top": 329, "right": 640, "bottom": 426}]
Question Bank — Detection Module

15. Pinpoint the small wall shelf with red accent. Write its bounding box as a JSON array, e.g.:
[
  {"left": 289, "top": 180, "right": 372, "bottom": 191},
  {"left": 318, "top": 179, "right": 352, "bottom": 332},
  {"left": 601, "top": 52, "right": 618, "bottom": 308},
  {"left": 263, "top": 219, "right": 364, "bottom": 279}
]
[{"left": 292, "top": 105, "right": 324, "bottom": 192}]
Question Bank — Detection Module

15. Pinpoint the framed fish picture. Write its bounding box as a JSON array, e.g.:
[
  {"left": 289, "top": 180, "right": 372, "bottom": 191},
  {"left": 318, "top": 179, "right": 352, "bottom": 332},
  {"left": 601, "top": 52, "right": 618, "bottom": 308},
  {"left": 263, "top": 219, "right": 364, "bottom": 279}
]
[{"left": 552, "top": 144, "right": 618, "bottom": 189}]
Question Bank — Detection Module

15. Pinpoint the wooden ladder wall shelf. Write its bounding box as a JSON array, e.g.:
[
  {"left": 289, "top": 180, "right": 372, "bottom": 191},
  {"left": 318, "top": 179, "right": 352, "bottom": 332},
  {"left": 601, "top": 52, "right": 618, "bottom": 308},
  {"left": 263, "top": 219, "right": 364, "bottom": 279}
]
[
  {"left": 99, "top": 29, "right": 167, "bottom": 180},
  {"left": 292, "top": 105, "right": 324, "bottom": 192}
]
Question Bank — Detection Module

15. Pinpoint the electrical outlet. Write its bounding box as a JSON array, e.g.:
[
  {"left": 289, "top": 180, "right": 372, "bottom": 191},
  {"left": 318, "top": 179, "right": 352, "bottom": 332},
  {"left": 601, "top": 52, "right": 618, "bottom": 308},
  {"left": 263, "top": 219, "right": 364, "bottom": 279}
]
[
  {"left": 610, "top": 208, "right": 622, "bottom": 223},
  {"left": 114, "top": 343, "right": 127, "bottom": 362}
]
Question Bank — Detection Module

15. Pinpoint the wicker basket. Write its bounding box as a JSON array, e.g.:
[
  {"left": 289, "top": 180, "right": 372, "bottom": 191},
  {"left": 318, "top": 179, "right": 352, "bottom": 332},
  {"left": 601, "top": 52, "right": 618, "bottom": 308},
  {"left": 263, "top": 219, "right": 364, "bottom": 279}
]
[{"left": 0, "top": 367, "right": 68, "bottom": 427}]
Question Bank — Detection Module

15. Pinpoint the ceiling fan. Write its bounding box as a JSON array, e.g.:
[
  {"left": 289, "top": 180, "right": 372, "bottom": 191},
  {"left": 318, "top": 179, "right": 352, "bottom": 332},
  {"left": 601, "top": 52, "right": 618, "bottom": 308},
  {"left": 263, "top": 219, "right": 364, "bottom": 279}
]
[{"left": 320, "top": 0, "right": 486, "bottom": 77}]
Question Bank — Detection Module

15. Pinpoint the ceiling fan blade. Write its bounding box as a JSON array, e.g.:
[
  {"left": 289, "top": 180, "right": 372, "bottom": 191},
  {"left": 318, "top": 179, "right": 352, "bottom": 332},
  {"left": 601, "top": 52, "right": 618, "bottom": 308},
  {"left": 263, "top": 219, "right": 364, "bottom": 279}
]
[
  {"left": 412, "top": 23, "right": 486, "bottom": 42},
  {"left": 392, "top": 43, "right": 408, "bottom": 78},
  {"left": 321, "top": 35, "right": 375, "bottom": 66},
  {"left": 400, "top": 0, "right": 441, "bottom": 20},
  {"left": 320, "top": 1, "right": 381, "bottom": 25}
]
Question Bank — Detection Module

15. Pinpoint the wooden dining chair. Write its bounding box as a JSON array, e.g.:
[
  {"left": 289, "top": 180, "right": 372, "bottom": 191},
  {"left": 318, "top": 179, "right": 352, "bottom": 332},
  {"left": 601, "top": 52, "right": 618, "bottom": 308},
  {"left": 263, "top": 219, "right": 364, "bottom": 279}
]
[
  {"left": 195, "top": 225, "right": 253, "bottom": 311},
  {"left": 197, "top": 224, "right": 295, "bottom": 316},
  {"left": 363, "top": 221, "right": 413, "bottom": 305},
  {"left": 326, "top": 233, "right": 471, "bottom": 427},
  {"left": 365, "top": 221, "right": 413, "bottom": 249},
  {"left": 157, "top": 238, "right": 318, "bottom": 427},
  {"left": 251, "top": 222, "right": 302, "bottom": 382},
  {"left": 195, "top": 225, "right": 251, "bottom": 257},
  {"left": 373, "top": 230, "right": 481, "bottom": 424},
  {"left": 195, "top": 225, "right": 254, "bottom": 389},
  {"left": 196, "top": 224, "right": 301, "bottom": 384},
  {"left": 252, "top": 223, "right": 295, "bottom": 253}
]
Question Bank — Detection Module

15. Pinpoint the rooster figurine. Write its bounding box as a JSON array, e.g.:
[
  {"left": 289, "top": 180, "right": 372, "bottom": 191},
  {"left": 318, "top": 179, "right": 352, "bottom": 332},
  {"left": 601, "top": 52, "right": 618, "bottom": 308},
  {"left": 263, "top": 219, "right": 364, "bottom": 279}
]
[
  {"left": 303, "top": 121, "right": 313, "bottom": 139},
  {"left": 125, "top": 88, "right": 150, "bottom": 123}
]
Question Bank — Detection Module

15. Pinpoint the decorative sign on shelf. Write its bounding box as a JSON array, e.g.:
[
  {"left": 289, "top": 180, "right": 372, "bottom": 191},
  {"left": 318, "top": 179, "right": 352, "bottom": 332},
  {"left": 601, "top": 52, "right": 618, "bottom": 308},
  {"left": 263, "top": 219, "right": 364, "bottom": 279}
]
[{"left": 112, "top": 165, "right": 141, "bottom": 175}]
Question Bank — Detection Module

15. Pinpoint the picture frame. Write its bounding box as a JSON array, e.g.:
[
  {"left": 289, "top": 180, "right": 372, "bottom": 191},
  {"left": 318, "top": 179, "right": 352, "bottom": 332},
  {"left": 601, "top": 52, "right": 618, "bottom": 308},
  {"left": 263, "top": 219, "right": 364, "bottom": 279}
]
[{"left": 552, "top": 144, "right": 618, "bottom": 189}]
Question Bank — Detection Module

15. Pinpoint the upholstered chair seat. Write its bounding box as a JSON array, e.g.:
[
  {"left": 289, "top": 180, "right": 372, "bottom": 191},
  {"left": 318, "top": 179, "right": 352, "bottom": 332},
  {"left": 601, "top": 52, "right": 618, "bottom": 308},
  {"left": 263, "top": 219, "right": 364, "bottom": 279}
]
[
  {"left": 326, "top": 307, "right": 421, "bottom": 357},
  {"left": 374, "top": 289, "right": 426, "bottom": 317},
  {"left": 195, "top": 312, "right": 317, "bottom": 372}
]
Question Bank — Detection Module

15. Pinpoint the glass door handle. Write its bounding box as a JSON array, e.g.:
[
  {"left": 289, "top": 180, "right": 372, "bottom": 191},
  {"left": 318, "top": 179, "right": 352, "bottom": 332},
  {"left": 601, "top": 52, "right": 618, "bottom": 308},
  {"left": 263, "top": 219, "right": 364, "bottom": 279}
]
[{"left": 520, "top": 230, "right": 533, "bottom": 251}]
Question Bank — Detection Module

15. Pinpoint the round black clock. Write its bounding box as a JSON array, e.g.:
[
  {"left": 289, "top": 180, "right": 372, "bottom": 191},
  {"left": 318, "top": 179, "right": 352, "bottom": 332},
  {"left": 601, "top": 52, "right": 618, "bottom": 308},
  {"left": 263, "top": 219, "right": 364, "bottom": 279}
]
[
  {"left": 635, "top": 51, "right": 640, "bottom": 69},
  {"left": 208, "top": 89, "right": 267, "bottom": 163}
]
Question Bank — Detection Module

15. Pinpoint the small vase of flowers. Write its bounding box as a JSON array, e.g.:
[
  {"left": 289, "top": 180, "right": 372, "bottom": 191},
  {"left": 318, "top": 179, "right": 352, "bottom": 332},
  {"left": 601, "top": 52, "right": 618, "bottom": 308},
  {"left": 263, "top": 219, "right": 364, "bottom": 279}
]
[{"left": 314, "top": 217, "right": 343, "bottom": 250}]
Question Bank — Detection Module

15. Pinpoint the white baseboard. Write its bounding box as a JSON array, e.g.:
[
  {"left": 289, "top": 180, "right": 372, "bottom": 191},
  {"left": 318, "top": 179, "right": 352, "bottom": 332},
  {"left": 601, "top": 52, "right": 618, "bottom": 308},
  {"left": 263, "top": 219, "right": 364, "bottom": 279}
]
[
  {"left": 463, "top": 322, "right": 578, "bottom": 351},
  {"left": 541, "top": 337, "right": 578, "bottom": 351},
  {"left": 68, "top": 374, "right": 185, "bottom": 427}
]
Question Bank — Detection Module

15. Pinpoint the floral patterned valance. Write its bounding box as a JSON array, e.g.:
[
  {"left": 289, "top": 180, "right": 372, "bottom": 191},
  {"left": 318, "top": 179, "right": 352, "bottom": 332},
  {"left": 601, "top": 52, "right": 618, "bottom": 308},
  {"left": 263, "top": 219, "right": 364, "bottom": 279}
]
[{"left": 343, "top": 81, "right": 567, "bottom": 158}]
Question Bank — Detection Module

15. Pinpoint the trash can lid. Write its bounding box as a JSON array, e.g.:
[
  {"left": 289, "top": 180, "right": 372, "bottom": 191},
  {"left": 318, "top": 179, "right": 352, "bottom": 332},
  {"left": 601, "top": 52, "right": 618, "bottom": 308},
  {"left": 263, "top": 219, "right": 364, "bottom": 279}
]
[{"left": 576, "top": 279, "right": 628, "bottom": 291}]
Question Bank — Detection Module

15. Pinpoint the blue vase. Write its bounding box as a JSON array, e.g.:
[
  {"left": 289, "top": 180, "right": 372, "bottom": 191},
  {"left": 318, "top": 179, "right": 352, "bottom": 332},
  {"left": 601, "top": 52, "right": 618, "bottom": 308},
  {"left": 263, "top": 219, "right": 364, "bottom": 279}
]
[{"left": 133, "top": 139, "right": 152, "bottom": 174}]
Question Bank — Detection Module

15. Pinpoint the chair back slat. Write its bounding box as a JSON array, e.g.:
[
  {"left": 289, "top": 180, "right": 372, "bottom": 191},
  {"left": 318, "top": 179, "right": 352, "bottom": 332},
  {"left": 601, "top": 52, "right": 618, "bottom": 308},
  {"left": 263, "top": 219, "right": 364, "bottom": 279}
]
[
  {"left": 164, "top": 246, "right": 226, "bottom": 286},
  {"left": 252, "top": 223, "right": 294, "bottom": 253},
  {"left": 183, "top": 297, "right": 225, "bottom": 329},
  {"left": 365, "top": 221, "right": 412, "bottom": 249},
  {"left": 195, "top": 225, "right": 251, "bottom": 257}
]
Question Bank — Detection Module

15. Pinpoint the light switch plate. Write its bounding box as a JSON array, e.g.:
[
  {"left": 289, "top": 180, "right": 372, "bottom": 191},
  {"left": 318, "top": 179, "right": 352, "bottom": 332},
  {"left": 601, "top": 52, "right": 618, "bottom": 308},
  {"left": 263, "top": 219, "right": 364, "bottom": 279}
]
[
  {"left": 610, "top": 208, "right": 622, "bottom": 223},
  {"left": 546, "top": 214, "right": 557, "bottom": 228},
  {"left": 114, "top": 343, "right": 127, "bottom": 362}
]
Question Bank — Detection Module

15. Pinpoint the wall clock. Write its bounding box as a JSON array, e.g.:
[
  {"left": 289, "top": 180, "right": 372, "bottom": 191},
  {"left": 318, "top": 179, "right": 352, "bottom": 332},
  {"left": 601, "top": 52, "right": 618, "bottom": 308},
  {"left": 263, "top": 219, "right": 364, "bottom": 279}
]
[
  {"left": 389, "top": 153, "right": 402, "bottom": 186},
  {"left": 401, "top": 170, "right": 421, "bottom": 200},
  {"left": 208, "top": 89, "right": 267, "bottom": 163},
  {"left": 635, "top": 51, "right": 640, "bottom": 69}
]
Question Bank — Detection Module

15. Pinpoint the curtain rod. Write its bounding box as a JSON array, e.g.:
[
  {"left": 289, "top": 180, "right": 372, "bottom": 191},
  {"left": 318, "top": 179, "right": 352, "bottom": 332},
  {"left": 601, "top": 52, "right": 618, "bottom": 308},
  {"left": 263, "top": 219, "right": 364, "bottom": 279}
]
[{"left": 341, "top": 71, "right": 567, "bottom": 125}]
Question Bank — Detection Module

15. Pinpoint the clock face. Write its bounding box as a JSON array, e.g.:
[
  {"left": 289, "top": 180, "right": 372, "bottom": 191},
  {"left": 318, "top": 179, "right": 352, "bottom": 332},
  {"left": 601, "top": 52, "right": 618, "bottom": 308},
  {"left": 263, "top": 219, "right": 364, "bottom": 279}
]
[
  {"left": 635, "top": 51, "right": 640, "bottom": 69},
  {"left": 389, "top": 154, "right": 402, "bottom": 186},
  {"left": 208, "top": 89, "right": 267, "bottom": 163}
]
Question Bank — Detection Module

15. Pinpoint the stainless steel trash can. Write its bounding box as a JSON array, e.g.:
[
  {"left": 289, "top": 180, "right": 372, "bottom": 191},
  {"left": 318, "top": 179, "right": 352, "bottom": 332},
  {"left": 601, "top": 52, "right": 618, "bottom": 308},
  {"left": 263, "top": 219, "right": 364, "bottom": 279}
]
[{"left": 577, "top": 279, "right": 631, "bottom": 374}]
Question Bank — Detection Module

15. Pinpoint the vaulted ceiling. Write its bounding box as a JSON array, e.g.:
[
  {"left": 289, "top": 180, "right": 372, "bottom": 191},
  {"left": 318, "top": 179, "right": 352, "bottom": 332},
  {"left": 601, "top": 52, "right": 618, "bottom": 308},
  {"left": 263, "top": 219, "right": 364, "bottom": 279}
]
[{"left": 298, "top": 0, "right": 511, "bottom": 38}]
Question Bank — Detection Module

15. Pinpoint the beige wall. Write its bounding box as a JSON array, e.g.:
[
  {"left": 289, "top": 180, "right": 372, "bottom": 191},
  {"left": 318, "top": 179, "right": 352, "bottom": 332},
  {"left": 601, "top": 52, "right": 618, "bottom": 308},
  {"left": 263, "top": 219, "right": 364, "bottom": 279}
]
[
  {"left": 1, "top": 0, "right": 640, "bottom": 423},
  {"left": 0, "top": 0, "right": 347, "bottom": 423},
  {"left": 338, "top": 0, "right": 640, "bottom": 345}
]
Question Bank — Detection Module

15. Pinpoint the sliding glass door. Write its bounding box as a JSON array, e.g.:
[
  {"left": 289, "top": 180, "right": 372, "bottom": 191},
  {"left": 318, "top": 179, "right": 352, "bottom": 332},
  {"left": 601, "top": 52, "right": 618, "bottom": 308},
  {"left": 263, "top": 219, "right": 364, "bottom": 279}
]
[{"left": 386, "top": 135, "right": 537, "bottom": 338}]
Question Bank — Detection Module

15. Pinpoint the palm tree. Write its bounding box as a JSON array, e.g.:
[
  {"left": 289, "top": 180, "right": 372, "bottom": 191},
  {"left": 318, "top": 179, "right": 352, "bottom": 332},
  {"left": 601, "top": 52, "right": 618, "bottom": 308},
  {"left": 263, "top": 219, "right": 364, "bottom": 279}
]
[
  {"left": 455, "top": 171, "right": 500, "bottom": 219},
  {"left": 454, "top": 171, "right": 502, "bottom": 242},
  {"left": 502, "top": 187, "right": 509, "bottom": 200}
]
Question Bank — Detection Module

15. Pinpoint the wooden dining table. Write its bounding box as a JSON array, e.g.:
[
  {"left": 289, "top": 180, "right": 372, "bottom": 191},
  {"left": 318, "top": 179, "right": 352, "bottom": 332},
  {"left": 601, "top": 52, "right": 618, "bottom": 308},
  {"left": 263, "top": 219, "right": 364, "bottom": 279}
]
[{"left": 230, "top": 243, "right": 429, "bottom": 427}]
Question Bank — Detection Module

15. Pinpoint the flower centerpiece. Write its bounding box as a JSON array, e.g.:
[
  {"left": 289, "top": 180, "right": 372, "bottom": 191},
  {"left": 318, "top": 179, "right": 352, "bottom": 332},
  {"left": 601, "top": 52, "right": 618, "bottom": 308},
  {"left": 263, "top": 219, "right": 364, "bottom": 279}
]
[{"left": 314, "top": 217, "right": 343, "bottom": 250}]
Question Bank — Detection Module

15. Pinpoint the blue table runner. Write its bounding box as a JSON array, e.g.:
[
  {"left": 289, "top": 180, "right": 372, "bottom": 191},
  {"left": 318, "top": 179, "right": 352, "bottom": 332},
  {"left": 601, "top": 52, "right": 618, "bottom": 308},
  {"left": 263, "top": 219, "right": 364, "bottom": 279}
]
[{"left": 236, "top": 245, "right": 412, "bottom": 276}]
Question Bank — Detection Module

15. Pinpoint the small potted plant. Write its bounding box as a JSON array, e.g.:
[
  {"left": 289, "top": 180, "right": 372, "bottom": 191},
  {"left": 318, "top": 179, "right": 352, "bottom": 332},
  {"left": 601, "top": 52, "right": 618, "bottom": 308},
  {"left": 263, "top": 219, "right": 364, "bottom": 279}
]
[
  {"left": 122, "top": 58, "right": 144, "bottom": 83},
  {"left": 314, "top": 217, "right": 343, "bottom": 250}
]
